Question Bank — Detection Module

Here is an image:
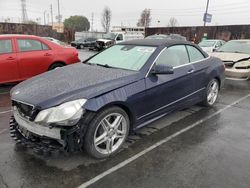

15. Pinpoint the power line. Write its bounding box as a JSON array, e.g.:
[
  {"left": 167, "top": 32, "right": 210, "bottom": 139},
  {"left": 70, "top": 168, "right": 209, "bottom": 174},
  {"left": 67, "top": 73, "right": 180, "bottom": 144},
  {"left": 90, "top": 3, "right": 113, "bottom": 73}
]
[{"left": 152, "top": 0, "right": 250, "bottom": 11}]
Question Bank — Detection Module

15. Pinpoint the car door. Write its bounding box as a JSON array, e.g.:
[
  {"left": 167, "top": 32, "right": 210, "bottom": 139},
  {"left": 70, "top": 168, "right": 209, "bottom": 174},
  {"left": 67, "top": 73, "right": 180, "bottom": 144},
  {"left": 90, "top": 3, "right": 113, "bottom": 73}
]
[
  {"left": 0, "top": 38, "right": 19, "bottom": 83},
  {"left": 186, "top": 45, "right": 209, "bottom": 93},
  {"left": 16, "top": 38, "right": 54, "bottom": 79},
  {"left": 115, "top": 34, "right": 124, "bottom": 43},
  {"left": 138, "top": 45, "right": 196, "bottom": 122}
]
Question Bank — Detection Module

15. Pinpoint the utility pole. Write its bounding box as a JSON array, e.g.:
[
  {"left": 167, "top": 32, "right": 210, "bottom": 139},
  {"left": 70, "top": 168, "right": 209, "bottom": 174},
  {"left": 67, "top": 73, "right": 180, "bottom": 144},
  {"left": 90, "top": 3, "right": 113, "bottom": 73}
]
[
  {"left": 44, "top": 10, "right": 47, "bottom": 25},
  {"left": 91, "top": 12, "right": 94, "bottom": 32},
  {"left": 57, "top": 0, "right": 61, "bottom": 24},
  {"left": 21, "top": 0, "right": 28, "bottom": 23},
  {"left": 50, "top": 4, "right": 54, "bottom": 27},
  {"left": 204, "top": 0, "right": 210, "bottom": 26},
  {"left": 47, "top": 13, "right": 50, "bottom": 26}
]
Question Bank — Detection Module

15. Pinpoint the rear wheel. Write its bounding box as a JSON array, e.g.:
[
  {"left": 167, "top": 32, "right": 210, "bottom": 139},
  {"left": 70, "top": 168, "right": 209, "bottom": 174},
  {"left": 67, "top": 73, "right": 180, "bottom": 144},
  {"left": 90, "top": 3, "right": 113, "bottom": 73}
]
[
  {"left": 84, "top": 107, "right": 129, "bottom": 159},
  {"left": 49, "top": 63, "right": 64, "bottom": 70},
  {"left": 202, "top": 79, "right": 219, "bottom": 107}
]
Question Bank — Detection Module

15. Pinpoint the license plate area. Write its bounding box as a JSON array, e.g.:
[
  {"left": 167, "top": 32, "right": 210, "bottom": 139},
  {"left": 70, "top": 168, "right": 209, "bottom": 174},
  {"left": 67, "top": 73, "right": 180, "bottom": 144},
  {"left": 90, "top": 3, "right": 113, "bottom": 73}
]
[{"left": 13, "top": 110, "right": 62, "bottom": 140}]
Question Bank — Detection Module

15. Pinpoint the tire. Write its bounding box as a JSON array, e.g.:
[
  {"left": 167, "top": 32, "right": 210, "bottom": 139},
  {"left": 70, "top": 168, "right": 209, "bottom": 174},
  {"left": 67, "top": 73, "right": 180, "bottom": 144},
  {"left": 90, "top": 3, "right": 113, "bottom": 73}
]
[
  {"left": 49, "top": 63, "right": 64, "bottom": 70},
  {"left": 202, "top": 79, "right": 219, "bottom": 107},
  {"left": 84, "top": 106, "right": 130, "bottom": 159},
  {"left": 80, "top": 44, "right": 84, "bottom": 49}
]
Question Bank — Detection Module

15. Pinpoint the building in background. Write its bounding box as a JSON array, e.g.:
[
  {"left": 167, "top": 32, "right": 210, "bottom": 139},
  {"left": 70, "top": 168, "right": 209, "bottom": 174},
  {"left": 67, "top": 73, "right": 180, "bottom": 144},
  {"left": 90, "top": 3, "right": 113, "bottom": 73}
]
[
  {"left": 52, "top": 22, "right": 64, "bottom": 33},
  {"left": 111, "top": 26, "right": 145, "bottom": 37}
]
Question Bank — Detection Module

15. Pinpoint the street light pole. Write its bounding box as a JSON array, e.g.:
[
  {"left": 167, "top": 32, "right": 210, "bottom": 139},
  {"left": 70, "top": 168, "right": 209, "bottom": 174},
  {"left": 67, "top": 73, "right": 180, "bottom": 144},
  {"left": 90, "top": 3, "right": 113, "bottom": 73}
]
[
  {"left": 57, "top": 0, "right": 61, "bottom": 24},
  {"left": 43, "top": 10, "right": 47, "bottom": 25},
  {"left": 204, "top": 0, "right": 210, "bottom": 26}
]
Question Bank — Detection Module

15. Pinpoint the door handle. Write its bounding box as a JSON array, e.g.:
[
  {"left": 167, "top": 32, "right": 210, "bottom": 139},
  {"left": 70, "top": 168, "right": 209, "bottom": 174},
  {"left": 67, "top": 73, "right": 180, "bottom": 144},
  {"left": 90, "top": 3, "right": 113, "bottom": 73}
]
[
  {"left": 187, "top": 69, "right": 194, "bottom": 74},
  {"left": 6, "top": 57, "right": 15, "bottom": 60},
  {"left": 44, "top": 53, "right": 52, "bottom": 56}
]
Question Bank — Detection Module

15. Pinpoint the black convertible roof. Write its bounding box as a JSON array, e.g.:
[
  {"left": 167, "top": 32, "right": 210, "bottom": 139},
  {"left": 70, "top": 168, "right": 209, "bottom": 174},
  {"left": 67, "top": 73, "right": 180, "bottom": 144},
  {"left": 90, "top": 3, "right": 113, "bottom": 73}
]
[{"left": 120, "top": 39, "right": 192, "bottom": 47}]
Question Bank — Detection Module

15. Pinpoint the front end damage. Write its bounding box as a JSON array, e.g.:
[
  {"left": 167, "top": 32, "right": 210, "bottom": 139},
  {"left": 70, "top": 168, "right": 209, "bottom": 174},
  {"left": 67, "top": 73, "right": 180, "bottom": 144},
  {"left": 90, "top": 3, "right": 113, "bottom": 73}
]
[
  {"left": 224, "top": 60, "right": 250, "bottom": 80},
  {"left": 9, "top": 101, "right": 95, "bottom": 155},
  {"left": 94, "top": 39, "right": 115, "bottom": 51}
]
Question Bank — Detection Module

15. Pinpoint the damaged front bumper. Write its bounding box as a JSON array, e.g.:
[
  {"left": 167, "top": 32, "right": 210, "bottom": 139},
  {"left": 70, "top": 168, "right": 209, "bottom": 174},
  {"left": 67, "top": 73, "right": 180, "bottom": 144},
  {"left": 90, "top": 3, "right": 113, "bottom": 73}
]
[
  {"left": 14, "top": 110, "right": 62, "bottom": 140},
  {"left": 9, "top": 111, "right": 87, "bottom": 155},
  {"left": 225, "top": 68, "right": 250, "bottom": 80}
]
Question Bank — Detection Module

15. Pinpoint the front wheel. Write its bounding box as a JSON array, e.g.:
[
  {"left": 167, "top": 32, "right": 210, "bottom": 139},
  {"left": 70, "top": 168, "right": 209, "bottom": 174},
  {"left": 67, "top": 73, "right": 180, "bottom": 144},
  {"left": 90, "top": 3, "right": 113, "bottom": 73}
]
[
  {"left": 202, "top": 79, "right": 219, "bottom": 107},
  {"left": 84, "top": 107, "right": 129, "bottom": 159},
  {"left": 80, "top": 44, "right": 84, "bottom": 49}
]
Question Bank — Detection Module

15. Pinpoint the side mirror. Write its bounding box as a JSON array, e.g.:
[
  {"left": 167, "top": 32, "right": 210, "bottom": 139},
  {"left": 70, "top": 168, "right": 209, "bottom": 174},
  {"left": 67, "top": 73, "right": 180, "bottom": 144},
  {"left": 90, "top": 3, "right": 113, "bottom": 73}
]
[{"left": 151, "top": 64, "right": 174, "bottom": 75}]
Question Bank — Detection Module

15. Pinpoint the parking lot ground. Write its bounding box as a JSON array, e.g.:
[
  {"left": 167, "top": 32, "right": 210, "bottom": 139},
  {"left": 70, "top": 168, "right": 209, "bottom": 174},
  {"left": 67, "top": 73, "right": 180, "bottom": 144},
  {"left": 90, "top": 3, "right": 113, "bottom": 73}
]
[{"left": 0, "top": 51, "right": 250, "bottom": 188}]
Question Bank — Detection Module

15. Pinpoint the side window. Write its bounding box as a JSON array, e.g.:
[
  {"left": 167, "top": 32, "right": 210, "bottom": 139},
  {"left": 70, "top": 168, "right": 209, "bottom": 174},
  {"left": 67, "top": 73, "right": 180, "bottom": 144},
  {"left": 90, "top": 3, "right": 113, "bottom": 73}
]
[
  {"left": 0, "top": 39, "right": 13, "bottom": 54},
  {"left": 186, "top": 45, "right": 205, "bottom": 62},
  {"left": 42, "top": 43, "right": 49, "bottom": 50},
  {"left": 116, "top": 34, "right": 123, "bottom": 41},
  {"left": 17, "top": 39, "right": 43, "bottom": 52},
  {"left": 155, "top": 45, "right": 189, "bottom": 67}
]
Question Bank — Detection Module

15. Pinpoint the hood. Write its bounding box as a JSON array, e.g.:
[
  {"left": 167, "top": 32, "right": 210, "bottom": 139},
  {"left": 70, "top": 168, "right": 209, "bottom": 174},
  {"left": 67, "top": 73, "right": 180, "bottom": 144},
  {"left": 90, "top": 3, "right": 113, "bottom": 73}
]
[
  {"left": 11, "top": 63, "right": 141, "bottom": 109},
  {"left": 209, "top": 52, "right": 250, "bottom": 62},
  {"left": 200, "top": 47, "right": 213, "bottom": 53},
  {"left": 97, "top": 39, "right": 113, "bottom": 43}
]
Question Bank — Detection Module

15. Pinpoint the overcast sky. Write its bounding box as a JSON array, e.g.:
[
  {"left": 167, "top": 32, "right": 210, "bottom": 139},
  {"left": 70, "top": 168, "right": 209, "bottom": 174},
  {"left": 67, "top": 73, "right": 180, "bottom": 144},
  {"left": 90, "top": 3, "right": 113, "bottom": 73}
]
[{"left": 0, "top": 0, "right": 250, "bottom": 31}]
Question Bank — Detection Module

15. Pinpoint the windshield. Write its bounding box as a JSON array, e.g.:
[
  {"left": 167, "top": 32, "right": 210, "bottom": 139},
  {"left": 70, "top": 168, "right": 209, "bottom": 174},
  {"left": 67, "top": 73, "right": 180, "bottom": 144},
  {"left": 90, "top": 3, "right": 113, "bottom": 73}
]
[
  {"left": 103, "top": 33, "right": 117, "bottom": 40},
  {"left": 76, "top": 38, "right": 85, "bottom": 42},
  {"left": 87, "top": 45, "right": 156, "bottom": 71},
  {"left": 217, "top": 41, "right": 250, "bottom": 54},
  {"left": 199, "top": 40, "right": 216, "bottom": 47}
]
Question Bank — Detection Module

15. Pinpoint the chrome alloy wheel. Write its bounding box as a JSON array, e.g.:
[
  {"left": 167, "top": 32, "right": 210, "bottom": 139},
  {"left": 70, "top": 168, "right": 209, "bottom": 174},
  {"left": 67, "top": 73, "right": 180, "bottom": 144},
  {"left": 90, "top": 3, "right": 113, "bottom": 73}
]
[
  {"left": 94, "top": 113, "right": 128, "bottom": 155},
  {"left": 207, "top": 80, "right": 219, "bottom": 105}
]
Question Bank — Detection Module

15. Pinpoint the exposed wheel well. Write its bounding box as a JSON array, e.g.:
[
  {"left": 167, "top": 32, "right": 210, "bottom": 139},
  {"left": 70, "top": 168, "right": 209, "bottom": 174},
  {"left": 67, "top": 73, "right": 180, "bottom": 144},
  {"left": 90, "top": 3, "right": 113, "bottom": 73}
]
[
  {"left": 214, "top": 77, "right": 221, "bottom": 89},
  {"left": 48, "top": 61, "right": 66, "bottom": 70}
]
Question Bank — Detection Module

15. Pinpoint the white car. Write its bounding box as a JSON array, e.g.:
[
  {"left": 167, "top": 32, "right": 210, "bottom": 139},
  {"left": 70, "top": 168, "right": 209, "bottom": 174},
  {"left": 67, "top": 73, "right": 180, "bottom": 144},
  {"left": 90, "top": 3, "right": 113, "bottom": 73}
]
[
  {"left": 43, "top": 37, "right": 66, "bottom": 46},
  {"left": 199, "top": 39, "right": 225, "bottom": 53},
  {"left": 210, "top": 40, "right": 250, "bottom": 80}
]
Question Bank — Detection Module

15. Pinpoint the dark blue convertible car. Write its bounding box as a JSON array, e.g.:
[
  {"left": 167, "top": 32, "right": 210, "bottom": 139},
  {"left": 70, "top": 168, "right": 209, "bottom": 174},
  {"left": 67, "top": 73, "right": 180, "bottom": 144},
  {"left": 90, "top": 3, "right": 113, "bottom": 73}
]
[{"left": 10, "top": 39, "right": 225, "bottom": 158}]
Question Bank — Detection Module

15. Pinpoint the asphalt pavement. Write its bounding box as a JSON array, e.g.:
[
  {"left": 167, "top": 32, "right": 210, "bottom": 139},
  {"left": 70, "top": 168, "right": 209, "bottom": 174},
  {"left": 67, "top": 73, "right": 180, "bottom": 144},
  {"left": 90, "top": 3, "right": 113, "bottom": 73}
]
[{"left": 0, "top": 50, "right": 250, "bottom": 188}]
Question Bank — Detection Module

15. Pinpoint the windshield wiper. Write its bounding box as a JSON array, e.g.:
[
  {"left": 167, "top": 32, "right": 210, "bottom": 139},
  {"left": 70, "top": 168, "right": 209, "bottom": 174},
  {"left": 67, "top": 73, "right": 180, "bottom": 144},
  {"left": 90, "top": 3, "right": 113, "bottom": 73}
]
[{"left": 96, "top": 64, "right": 113, "bottom": 68}]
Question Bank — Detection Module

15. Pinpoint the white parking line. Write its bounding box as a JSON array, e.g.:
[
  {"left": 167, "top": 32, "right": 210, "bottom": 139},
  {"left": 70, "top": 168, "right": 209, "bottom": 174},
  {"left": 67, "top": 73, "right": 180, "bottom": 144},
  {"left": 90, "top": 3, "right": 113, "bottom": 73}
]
[
  {"left": 0, "top": 129, "right": 7, "bottom": 135},
  {"left": 78, "top": 94, "right": 250, "bottom": 188},
  {"left": 0, "top": 110, "right": 12, "bottom": 115}
]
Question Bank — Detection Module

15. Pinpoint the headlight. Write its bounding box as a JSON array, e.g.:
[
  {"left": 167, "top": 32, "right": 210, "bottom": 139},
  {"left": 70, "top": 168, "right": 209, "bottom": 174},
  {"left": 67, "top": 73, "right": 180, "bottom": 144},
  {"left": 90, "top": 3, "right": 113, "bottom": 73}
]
[{"left": 35, "top": 99, "right": 87, "bottom": 126}]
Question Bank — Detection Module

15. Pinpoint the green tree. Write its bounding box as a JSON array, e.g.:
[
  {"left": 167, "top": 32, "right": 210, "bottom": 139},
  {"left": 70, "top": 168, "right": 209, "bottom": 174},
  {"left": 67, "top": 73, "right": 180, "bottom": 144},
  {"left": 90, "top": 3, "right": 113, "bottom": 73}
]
[{"left": 63, "top": 15, "right": 90, "bottom": 31}]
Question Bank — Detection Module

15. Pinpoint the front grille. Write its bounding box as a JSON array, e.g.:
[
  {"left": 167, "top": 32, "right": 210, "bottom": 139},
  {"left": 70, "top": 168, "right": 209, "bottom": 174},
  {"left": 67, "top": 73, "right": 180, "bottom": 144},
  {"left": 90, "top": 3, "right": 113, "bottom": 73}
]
[
  {"left": 225, "top": 64, "right": 234, "bottom": 68},
  {"left": 235, "top": 66, "right": 250, "bottom": 69},
  {"left": 12, "top": 100, "right": 38, "bottom": 121},
  {"left": 96, "top": 41, "right": 105, "bottom": 47}
]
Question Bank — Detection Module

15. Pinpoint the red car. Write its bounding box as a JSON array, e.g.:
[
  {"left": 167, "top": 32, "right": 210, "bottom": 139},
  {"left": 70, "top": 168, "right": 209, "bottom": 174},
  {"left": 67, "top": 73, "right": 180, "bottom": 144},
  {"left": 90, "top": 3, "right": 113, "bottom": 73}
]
[{"left": 0, "top": 34, "right": 80, "bottom": 84}]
